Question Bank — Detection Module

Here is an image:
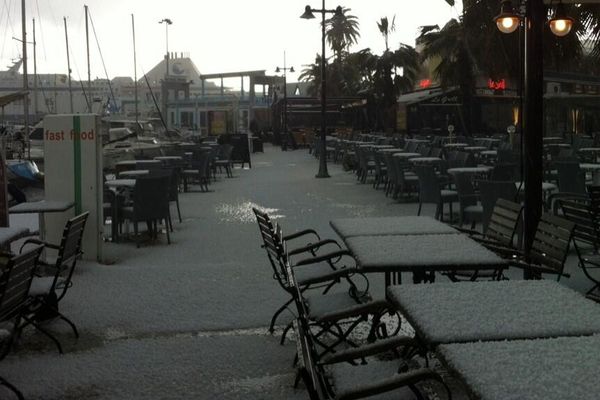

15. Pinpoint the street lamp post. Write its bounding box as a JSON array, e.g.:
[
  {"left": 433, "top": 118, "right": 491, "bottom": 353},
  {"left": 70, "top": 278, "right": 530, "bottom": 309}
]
[
  {"left": 276, "top": 53, "right": 295, "bottom": 145},
  {"left": 159, "top": 18, "right": 172, "bottom": 128},
  {"left": 301, "top": 2, "right": 343, "bottom": 178},
  {"left": 159, "top": 18, "right": 172, "bottom": 78},
  {"left": 494, "top": 0, "right": 574, "bottom": 275}
]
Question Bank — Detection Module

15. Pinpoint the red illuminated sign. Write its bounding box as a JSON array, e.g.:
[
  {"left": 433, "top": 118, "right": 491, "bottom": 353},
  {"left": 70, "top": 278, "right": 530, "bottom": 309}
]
[
  {"left": 419, "top": 79, "right": 432, "bottom": 89},
  {"left": 488, "top": 79, "right": 506, "bottom": 91}
]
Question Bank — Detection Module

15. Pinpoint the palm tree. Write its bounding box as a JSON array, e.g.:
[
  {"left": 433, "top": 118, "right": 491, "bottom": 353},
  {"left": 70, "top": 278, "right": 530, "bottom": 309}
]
[
  {"left": 377, "top": 16, "right": 396, "bottom": 51},
  {"left": 299, "top": 54, "right": 346, "bottom": 97},
  {"left": 325, "top": 8, "right": 360, "bottom": 62}
]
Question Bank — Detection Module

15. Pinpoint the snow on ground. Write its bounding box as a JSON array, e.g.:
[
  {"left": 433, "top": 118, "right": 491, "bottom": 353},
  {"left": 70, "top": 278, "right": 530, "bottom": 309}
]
[{"left": 2, "top": 144, "right": 595, "bottom": 399}]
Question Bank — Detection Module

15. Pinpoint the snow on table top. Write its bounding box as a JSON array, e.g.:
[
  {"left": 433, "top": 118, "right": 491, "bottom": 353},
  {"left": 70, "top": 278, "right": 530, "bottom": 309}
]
[
  {"left": 0, "top": 226, "right": 30, "bottom": 246},
  {"left": 330, "top": 216, "right": 457, "bottom": 239},
  {"left": 9, "top": 200, "right": 75, "bottom": 214},
  {"left": 387, "top": 280, "right": 600, "bottom": 344},
  {"left": 438, "top": 335, "right": 600, "bottom": 400},
  {"left": 346, "top": 234, "right": 506, "bottom": 272},
  {"left": 447, "top": 166, "right": 493, "bottom": 175}
]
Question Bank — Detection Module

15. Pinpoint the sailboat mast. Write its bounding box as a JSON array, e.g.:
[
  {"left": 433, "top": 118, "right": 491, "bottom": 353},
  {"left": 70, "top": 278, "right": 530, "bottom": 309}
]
[
  {"left": 85, "top": 5, "right": 92, "bottom": 113},
  {"left": 22, "top": 0, "right": 30, "bottom": 159},
  {"left": 33, "top": 18, "right": 38, "bottom": 119},
  {"left": 64, "top": 17, "right": 74, "bottom": 113},
  {"left": 132, "top": 14, "right": 138, "bottom": 124}
]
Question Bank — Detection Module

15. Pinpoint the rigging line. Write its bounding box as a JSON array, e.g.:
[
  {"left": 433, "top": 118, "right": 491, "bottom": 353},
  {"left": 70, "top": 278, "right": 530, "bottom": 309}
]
[
  {"left": 88, "top": 9, "right": 117, "bottom": 112},
  {"left": 143, "top": 72, "right": 169, "bottom": 134},
  {"left": 1, "top": 0, "right": 16, "bottom": 60},
  {"left": 36, "top": 75, "right": 52, "bottom": 113},
  {"left": 67, "top": 35, "right": 92, "bottom": 113},
  {"left": 34, "top": 0, "right": 47, "bottom": 60}
]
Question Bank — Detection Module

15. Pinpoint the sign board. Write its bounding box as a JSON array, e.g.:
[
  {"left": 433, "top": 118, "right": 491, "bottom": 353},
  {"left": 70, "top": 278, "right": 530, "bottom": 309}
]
[
  {"left": 43, "top": 114, "right": 103, "bottom": 261},
  {"left": 0, "top": 151, "right": 8, "bottom": 227}
]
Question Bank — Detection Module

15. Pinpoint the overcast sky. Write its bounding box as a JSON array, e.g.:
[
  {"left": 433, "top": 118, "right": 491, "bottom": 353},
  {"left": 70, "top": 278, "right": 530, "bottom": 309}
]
[{"left": 1, "top": 0, "right": 462, "bottom": 85}]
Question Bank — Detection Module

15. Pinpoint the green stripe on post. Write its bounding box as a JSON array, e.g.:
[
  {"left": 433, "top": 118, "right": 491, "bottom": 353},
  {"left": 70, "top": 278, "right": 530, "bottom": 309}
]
[{"left": 73, "top": 116, "right": 82, "bottom": 214}]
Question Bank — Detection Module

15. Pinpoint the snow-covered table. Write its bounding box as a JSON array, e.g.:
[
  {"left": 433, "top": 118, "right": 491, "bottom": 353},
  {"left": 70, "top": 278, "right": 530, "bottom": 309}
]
[
  {"left": 393, "top": 152, "right": 421, "bottom": 160},
  {"left": 346, "top": 233, "right": 506, "bottom": 286},
  {"left": 387, "top": 280, "right": 600, "bottom": 345},
  {"left": 0, "top": 226, "right": 30, "bottom": 248},
  {"left": 438, "top": 335, "right": 600, "bottom": 400},
  {"left": 446, "top": 166, "right": 493, "bottom": 176},
  {"left": 330, "top": 216, "right": 457, "bottom": 239},
  {"left": 8, "top": 200, "right": 75, "bottom": 244}
]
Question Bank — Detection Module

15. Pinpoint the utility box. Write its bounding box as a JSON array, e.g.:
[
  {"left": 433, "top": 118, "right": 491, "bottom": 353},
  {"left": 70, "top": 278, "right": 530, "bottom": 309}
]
[{"left": 43, "top": 114, "right": 103, "bottom": 262}]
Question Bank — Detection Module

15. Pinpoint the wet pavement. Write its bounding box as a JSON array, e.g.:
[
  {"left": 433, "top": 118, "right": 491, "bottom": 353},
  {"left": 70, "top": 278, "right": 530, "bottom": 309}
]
[{"left": 1, "top": 143, "right": 590, "bottom": 399}]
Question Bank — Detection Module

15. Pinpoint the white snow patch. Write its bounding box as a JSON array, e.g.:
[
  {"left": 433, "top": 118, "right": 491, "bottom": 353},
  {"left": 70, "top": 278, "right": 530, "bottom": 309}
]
[{"left": 215, "top": 201, "right": 285, "bottom": 223}]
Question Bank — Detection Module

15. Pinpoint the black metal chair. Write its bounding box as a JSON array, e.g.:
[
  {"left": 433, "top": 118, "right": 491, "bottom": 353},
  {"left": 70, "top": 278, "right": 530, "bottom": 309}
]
[
  {"left": 478, "top": 180, "right": 519, "bottom": 232},
  {"left": 0, "top": 245, "right": 43, "bottom": 400},
  {"left": 453, "top": 172, "right": 483, "bottom": 229},
  {"left": 252, "top": 208, "right": 354, "bottom": 335},
  {"left": 414, "top": 165, "right": 457, "bottom": 222},
  {"left": 447, "top": 199, "right": 522, "bottom": 281},
  {"left": 182, "top": 150, "right": 211, "bottom": 192},
  {"left": 166, "top": 167, "right": 182, "bottom": 227},
  {"left": 214, "top": 144, "right": 234, "bottom": 178},
  {"left": 509, "top": 213, "right": 575, "bottom": 281},
  {"left": 559, "top": 187, "right": 600, "bottom": 299},
  {"left": 19, "top": 212, "right": 89, "bottom": 353},
  {"left": 293, "top": 284, "right": 451, "bottom": 400},
  {"left": 121, "top": 174, "right": 171, "bottom": 248}
]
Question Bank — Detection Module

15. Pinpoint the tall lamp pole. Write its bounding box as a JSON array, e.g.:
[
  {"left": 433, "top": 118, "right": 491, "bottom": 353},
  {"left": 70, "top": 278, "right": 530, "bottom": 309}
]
[
  {"left": 494, "top": 0, "right": 574, "bottom": 277},
  {"left": 159, "top": 18, "right": 172, "bottom": 78},
  {"left": 159, "top": 18, "right": 172, "bottom": 128},
  {"left": 301, "top": 2, "right": 343, "bottom": 178},
  {"left": 276, "top": 52, "right": 295, "bottom": 140}
]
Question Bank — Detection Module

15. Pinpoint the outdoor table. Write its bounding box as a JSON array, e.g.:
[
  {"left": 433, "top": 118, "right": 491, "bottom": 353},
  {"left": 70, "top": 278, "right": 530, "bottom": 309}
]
[
  {"left": 446, "top": 166, "right": 493, "bottom": 177},
  {"left": 543, "top": 136, "right": 564, "bottom": 143},
  {"left": 330, "top": 216, "right": 457, "bottom": 240},
  {"left": 118, "top": 170, "right": 149, "bottom": 178},
  {"left": 115, "top": 159, "right": 162, "bottom": 172},
  {"left": 387, "top": 280, "right": 600, "bottom": 345},
  {"left": 479, "top": 150, "right": 497, "bottom": 157},
  {"left": 438, "top": 335, "right": 600, "bottom": 400},
  {"left": 154, "top": 156, "right": 183, "bottom": 161},
  {"left": 580, "top": 163, "right": 600, "bottom": 184},
  {"left": 443, "top": 143, "right": 468, "bottom": 149},
  {"left": 378, "top": 148, "right": 404, "bottom": 154},
  {"left": 369, "top": 145, "right": 395, "bottom": 149},
  {"left": 0, "top": 226, "right": 30, "bottom": 248},
  {"left": 105, "top": 179, "right": 136, "bottom": 189},
  {"left": 408, "top": 157, "right": 442, "bottom": 165},
  {"left": 405, "top": 139, "right": 430, "bottom": 144},
  {"left": 578, "top": 147, "right": 600, "bottom": 163},
  {"left": 463, "top": 146, "right": 487, "bottom": 153},
  {"left": 478, "top": 138, "right": 501, "bottom": 146},
  {"left": 544, "top": 143, "right": 571, "bottom": 149},
  {"left": 345, "top": 233, "right": 507, "bottom": 286},
  {"left": 9, "top": 200, "right": 75, "bottom": 243},
  {"left": 393, "top": 152, "right": 421, "bottom": 160}
]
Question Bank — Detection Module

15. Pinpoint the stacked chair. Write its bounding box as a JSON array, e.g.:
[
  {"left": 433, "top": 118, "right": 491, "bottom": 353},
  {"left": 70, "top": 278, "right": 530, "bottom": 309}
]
[
  {"left": 252, "top": 208, "right": 455, "bottom": 399},
  {"left": 252, "top": 208, "right": 392, "bottom": 345},
  {"left": 291, "top": 263, "right": 452, "bottom": 400}
]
